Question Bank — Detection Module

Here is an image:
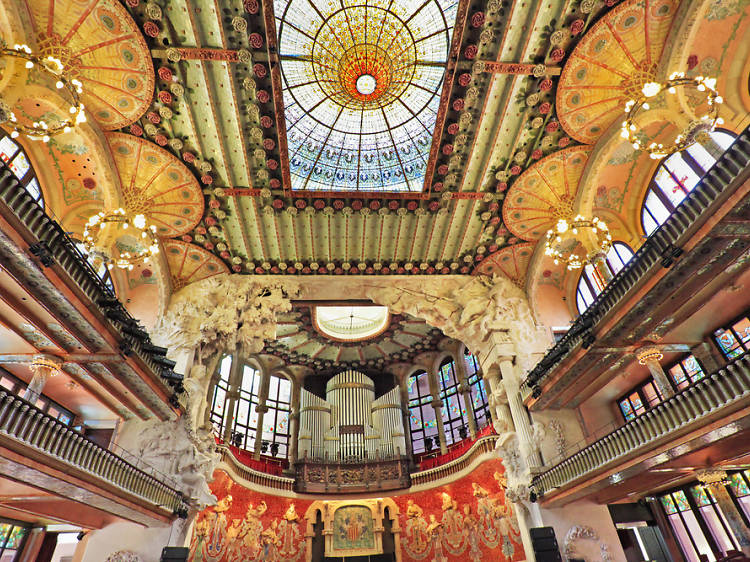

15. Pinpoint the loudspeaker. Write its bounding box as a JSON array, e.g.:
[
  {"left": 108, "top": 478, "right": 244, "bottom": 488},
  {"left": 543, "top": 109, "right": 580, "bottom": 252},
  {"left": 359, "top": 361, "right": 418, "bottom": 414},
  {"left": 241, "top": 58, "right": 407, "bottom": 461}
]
[
  {"left": 530, "top": 526, "right": 556, "bottom": 540},
  {"left": 533, "top": 536, "right": 559, "bottom": 552},
  {"left": 530, "top": 526, "right": 562, "bottom": 561},
  {"left": 160, "top": 547, "right": 189, "bottom": 562},
  {"left": 535, "top": 551, "right": 563, "bottom": 562}
]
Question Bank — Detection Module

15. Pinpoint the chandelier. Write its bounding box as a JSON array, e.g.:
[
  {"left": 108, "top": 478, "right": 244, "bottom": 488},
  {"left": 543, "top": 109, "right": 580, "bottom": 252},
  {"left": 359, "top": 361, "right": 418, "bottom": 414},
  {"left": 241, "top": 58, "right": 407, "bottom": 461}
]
[
  {"left": 83, "top": 209, "right": 159, "bottom": 270},
  {"left": 544, "top": 215, "right": 612, "bottom": 269},
  {"left": 0, "top": 44, "right": 86, "bottom": 142},
  {"left": 621, "top": 74, "right": 723, "bottom": 159}
]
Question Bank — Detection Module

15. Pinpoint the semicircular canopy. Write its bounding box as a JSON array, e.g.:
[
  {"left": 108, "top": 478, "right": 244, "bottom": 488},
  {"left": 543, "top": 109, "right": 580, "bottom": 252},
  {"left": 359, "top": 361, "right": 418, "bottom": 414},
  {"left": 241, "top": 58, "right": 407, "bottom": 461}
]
[
  {"left": 474, "top": 242, "right": 535, "bottom": 285},
  {"left": 275, "top": 0, "right": 458, "bottom": 192},
  {"left": 106, "top": 133, "right": 204, "bottom": 238},
  {"left": 163, "top": 240, "right": 229, "bottom": 291},
  {"left": 313, "top": 305, "right": 390, "bottom": 341},
  {"left": 556, "top": 0, "right": 678, "bottom": 145},
  {"left": 503, "top": 146, "right": 593, "bottom": 241},
  {"left": 25, "top": 0, "right": 154, "bottom": 130}
]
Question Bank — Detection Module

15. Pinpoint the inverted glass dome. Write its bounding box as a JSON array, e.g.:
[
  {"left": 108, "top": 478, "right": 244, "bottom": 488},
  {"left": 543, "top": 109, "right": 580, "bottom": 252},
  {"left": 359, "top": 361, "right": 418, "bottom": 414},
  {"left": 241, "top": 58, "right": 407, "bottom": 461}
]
[
  {"left": 313, "top": 306, "right": 390, "bottom": 341},
  {"left": 275, "top": 0, "right": 458, "bottom": 192}
]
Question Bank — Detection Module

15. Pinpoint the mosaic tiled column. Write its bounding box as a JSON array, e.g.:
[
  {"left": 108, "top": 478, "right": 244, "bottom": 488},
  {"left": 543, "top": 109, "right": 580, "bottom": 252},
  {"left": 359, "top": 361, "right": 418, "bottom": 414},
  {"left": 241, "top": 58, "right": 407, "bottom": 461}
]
[
  {"left": 697, "top": 469, "right": 750, "bottom": 554},
  {"left": 637, "top": 346, "right": 675, "bottom": 399},
  {"left": 23, "top": 355, "right": 62, "bottom": 404},
  {"left": 452, "top": 351, "right": 478, "bottom": 438},
  {"left": 498, "top": 356, "right": 541, "bottom": 468}
]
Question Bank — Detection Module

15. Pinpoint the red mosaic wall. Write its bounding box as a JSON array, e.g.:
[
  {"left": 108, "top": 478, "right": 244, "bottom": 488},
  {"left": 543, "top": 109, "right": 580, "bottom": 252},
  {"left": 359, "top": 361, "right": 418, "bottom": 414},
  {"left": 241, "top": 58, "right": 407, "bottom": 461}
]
[{"left": 189, "top": 459, "right": 524, "bottom": 562}]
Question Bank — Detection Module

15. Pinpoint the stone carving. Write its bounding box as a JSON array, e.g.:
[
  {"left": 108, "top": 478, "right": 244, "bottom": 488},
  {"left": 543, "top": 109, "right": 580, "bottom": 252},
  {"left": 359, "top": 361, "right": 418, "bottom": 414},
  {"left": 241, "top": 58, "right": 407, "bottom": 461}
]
[
  {"left": 156, "top": 274, "right": 298, "bottom": 359},
  {"left": 548, "top": 419, "right": 567, "bottom": 459},
  {"left": 122, "top": 416, "right": 217, "bottom": 508},
  {"left": 563, "top": 525, "right": 612, "bottom": 561},
  {"left": 104, "top": 552, "right": 142, "bottom": 562},
  {"left": 363, "top": 274, "right": 541, "bottom": 372}
]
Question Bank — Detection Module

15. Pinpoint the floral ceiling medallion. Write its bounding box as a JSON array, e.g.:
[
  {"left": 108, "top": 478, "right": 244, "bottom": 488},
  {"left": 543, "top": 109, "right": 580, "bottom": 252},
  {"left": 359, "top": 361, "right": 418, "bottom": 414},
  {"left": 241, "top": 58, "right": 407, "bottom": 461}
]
[{"left": 275, "top": 0, "right": 458, "bottom": 192}]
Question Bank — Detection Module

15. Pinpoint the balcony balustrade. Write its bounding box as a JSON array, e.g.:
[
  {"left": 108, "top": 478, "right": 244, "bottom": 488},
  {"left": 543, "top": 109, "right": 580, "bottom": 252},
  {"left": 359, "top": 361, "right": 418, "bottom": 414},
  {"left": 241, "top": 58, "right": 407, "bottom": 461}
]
[
  {"left": 531, "top": 354, "right": 750, "bottom": 497},
  {"left": 524, "top": 127, "right": 750, "bottom": 392},
  {"left": 0, "top": 389, "right": 186, "bottom": 515}
]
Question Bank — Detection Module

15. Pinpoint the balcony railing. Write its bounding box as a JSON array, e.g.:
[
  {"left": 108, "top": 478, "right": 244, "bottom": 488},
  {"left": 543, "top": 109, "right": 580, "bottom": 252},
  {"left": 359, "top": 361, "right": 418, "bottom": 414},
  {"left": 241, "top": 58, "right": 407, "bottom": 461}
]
[
  {"left": 411, "top": 434, "right": 499, "bottom": 487},
  {"left": 0, "top": 389, "right": 186, "bottom": 514},
  {"left": 218, "top": 446, "right": 295, "bottom": 492},
  {"left": 0, "top": 167, "right": 183, "bottom": 394},
  {"left": 524, "top": 127, "right": 750, "bottom": 390},
  {"left": 531, "top": 354, "right": 750, "bottom": 497}
]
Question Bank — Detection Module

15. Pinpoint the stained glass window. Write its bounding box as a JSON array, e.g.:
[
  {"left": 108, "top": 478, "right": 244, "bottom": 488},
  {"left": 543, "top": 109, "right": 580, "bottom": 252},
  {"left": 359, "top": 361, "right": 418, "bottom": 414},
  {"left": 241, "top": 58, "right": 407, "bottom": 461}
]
[
  {"left": 232, "top": 365, "right": 261, "bottom": 449},
  {"left": 408, "top": 370, "right": 438, "bottom": 453},
  {"left": 729, "top": 473, "right": 750, "bottom": 497},
  {"left": 642, "top": 130, "right": 736, "bottom": 236},
  {"left": 465, "top": 348, "right": 490, "bottom": 428},
  {"left": 210, "top": 356, "right": 233, "bottom": 437},
  {"left": 275, "top": 0, "right": 458, "bottom": 191},
  {"left": 576, "top": 242, "right": 634, "bottom": 314},
  {"left": 438, "top": 357, "right": 469, "bottom": 445},
  {"left": 617, "top": 378, "right": 662, "bottom": 422},
  {"left": 668, "top": 355, "right": 705, "bottom": 390},
  {"left": 0, "top": 130, "right": 44, "bottom": 208},
  {"left": 713, "top": 312, "right": 750, "bottom": 360},
  {"left": 0, "top": 519, "right": 29, "bottom": 561},
  {"left": 661, "top": 495, "right": 677, "bottom": 514},
  {"left": 261, "top": 373, "right": 292, "bottom": 458}
]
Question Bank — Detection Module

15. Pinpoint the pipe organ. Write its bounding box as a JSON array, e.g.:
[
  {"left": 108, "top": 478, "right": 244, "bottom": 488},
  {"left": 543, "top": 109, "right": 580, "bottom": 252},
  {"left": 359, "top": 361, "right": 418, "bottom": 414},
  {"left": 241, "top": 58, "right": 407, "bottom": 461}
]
[{"left": 298, "top": 370, "right": 406, "bottom": 461}]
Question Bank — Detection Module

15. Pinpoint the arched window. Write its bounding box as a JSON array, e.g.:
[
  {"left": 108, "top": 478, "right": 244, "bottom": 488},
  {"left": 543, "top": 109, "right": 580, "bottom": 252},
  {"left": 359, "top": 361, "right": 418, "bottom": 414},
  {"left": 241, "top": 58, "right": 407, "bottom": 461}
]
[
  {"left": 209, "top": 355, "right": 232, "bottom": 437},
  {"left": 233, "top": 363, "right": 261, "bottom": 449},
  {"left": 210, "top": 357, "right": 292, "bottom": 458},
  {"left": 641, "top": 130, "right": 736, "bottom": 236},
  {"left": 437, "top": 357, "right": 468, "bottom": 446},
  {"left": 576, "top": 241, "right": 635, "bottom": 313},
  {"left": 0, "top": 132, "right": 44, "bottom": 208},
  {"left": 464, "top": 349, "right": 490, "bottom": 428},
  {"left": 407, "top": 370, "right": 438, "bottom": 454},
  {"left": 260, "top": 373, "right": 291, "bottom": 458}
]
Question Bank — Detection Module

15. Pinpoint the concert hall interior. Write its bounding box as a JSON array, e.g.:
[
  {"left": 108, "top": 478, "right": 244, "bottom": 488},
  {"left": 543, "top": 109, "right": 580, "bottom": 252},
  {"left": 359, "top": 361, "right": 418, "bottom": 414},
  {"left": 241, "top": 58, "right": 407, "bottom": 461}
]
[{"left": 0, "top": 0, "right": 749, "bottom": 560}]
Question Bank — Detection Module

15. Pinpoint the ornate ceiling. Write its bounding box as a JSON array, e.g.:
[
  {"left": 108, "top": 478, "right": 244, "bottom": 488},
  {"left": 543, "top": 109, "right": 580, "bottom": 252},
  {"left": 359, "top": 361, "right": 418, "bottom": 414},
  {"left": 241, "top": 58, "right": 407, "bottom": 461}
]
[
  {"left": 7, "top": 0, "right": 741, "bottom": 309},
  {"left": 105, "top": 0, "right": 634, "bottom": 284},
  {"left": 262, "top": 303, "right": 443, "bottom": 374}
]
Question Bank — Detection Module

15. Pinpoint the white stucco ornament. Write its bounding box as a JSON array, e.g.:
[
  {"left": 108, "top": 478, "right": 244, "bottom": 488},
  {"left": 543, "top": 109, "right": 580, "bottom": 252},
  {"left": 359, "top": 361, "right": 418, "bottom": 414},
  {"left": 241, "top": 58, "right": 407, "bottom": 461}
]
[
  {"left": 563, "top": 525, "right": 612, "bottom": 562},
  {"left": 104, "top": 551, "right": 143, "bottom": 562}
]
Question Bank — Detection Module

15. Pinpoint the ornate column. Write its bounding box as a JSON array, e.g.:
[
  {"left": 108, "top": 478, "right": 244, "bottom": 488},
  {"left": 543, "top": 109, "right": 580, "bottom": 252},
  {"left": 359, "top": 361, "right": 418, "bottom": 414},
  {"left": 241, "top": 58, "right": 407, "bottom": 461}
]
[
  {"left": 591, "top": 252, "right": 614, "bottom": 283},
  {"left": 222, "top": 348, "right": 243, "bottom": 444},
  {"left": 696, "top": 469, "right": 750, "bottom": 554},
  {"left": 397, "top": 378, "right": 415, "bottom": 462},
  {"left": 483, "top": 364, "right": 512, "bottom": 433},
  {"left": 23, "top": 355, "right": 62, "bottom": 404},
  {"left": 426, "top": 365, "right": 448, "bottom": 455},
  {"left": 497, "top": 356, "right": 541, "bottom": 468},
  {"left": 287, "top": 378, "right": 301, "bottom": 467},
  {"left": 636, "top": 346, "right": 674, "bottom": 398},
  {"left": 451, "top": 349, "right": 478, "bottom": 438},
  {"left": 253, "top": 367, "right": 271, "bottom": 459},
  {"left": 690, "top": 341, "right": 722, "bottom": 373}
]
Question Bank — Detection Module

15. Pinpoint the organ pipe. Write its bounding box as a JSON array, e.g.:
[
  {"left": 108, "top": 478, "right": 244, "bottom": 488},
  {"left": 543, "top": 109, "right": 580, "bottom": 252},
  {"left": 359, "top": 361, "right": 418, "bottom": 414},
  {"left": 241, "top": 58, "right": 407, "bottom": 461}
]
[{"left": 298, "top": 370, "right": 406, "bottom": 462}]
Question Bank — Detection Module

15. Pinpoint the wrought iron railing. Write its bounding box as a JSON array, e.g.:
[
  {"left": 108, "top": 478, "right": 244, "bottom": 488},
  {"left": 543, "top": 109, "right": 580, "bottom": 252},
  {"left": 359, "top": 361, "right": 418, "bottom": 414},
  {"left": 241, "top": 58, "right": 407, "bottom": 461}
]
[
  {"left": 0, "top": 166, "right": 183, "bottom": 402},
  {"left": 523, "top": 128, "right": 750, "bottom": 390}
]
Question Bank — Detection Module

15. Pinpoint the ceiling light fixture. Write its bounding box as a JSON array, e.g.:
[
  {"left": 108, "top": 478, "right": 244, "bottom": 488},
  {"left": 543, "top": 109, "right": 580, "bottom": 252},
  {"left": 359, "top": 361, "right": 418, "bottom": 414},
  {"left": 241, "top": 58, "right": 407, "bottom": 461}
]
[
  {"left": 0, "top": 44, "right": 86, "bottom": 142},
  {"left": 83, "top": 209, "right": 159, "bottom": 270},
  {"left": 621, "top": 74, "right": 723, "bottom": 159},
  {"left": 544, "top": 215, "right": 612, "bottom": 269}
]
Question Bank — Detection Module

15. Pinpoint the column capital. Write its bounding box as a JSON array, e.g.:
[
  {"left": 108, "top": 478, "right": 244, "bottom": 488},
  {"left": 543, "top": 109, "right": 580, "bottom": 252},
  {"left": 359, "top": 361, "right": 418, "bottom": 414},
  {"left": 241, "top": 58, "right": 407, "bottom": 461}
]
[{"left": 696, "top": 468, "right": 729, "bottom": 487}]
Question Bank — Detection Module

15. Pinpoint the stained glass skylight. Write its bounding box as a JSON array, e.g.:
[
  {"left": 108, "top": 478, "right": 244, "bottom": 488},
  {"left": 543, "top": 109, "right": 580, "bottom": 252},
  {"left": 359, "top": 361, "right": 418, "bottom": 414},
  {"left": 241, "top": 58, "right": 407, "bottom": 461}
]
[{"left": 274, "top": 0, "right": 458, "bottom": 191}]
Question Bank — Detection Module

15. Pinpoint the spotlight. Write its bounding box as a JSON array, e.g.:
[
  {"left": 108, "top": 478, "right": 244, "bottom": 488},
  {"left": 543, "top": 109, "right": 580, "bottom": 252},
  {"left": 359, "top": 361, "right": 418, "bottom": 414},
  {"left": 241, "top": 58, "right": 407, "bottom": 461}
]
[
  {"left": 532, "top": 385, "right": 542, "bottom": 399},
  {"left": 529, "top": 490, "right": 538, "bottom": 503}
]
